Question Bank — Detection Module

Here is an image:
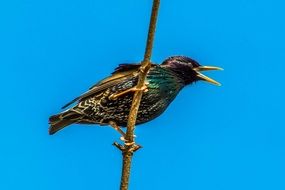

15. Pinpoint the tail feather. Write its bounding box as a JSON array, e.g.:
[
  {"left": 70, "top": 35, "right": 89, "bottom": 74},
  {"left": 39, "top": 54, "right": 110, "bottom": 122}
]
[{"left": 49, "top": 110, "right": 81, "bottom": 135}]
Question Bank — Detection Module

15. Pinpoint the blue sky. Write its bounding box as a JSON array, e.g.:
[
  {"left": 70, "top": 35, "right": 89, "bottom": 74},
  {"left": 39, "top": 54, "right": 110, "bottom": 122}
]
[{"left": 1, "top": 0, "right": 285, "bottom": 189}]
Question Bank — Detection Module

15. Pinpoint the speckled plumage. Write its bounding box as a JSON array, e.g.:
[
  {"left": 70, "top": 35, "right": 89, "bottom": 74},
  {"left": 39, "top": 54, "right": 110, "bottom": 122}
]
[{"left": 49, "top": 56, "right": 220, "bottom": 135}]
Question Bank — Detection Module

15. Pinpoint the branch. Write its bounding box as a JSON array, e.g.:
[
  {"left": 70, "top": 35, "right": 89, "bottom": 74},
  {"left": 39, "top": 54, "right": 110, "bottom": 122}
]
[{"left": 115, "top": 0, "right": 160, "bottom": 190}]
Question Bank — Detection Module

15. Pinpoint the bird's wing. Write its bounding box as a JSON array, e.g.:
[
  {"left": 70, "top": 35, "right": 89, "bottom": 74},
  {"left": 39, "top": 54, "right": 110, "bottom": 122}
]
[{"left": 61, "top": 64, "right": 142, "bottom": 109}]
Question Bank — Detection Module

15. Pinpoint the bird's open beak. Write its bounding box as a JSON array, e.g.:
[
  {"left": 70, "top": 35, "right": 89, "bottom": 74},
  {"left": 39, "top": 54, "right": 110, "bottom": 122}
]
[{"left": 193, "top": 66, "right": 223, "bottom": 86}]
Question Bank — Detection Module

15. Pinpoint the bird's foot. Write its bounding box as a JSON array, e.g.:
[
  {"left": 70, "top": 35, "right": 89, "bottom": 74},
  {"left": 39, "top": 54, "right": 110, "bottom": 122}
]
[
  {"left": 109, "top": 121, "right": 136, "bottom": 144},
  {"left": 109, "top": 85, "right": 148, "bottom": 100},
  {"left": 120, "top": 135, "right": 137, "bottom": 146}
]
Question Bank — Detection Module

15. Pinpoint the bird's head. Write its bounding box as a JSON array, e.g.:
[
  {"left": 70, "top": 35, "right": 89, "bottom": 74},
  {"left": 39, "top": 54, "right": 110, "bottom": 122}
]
[{"left": 161, "top": 56, "right": 223, "bottom": 86}]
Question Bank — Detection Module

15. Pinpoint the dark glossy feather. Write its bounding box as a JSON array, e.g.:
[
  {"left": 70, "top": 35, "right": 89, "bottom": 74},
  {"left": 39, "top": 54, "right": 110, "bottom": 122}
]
[
  {"left": 48, "top": 56, "right": 208, "bottom": 135},
  {"left": 61, "top": 65, "right": 140, "bottom": 109},
  {"left": 49, "top": 64, "right": 184, "bottom": 134}
]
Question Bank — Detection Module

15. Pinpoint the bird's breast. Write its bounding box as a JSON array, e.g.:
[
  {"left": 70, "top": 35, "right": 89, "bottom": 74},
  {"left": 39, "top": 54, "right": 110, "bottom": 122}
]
[{"left": 134, "top": 67, "right": 184, "bottom": 124}]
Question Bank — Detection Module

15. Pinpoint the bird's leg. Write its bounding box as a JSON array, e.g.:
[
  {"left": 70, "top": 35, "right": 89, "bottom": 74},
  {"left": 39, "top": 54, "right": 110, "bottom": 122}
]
[
  {"left": 109, "top": 84, "right": 148, "bottom": 100},
  {"left": 109, "top": 121, "right": 126, "bottom": 138},
  {"left": 109, "top": 121, "right": 136, "bottom": 146}
]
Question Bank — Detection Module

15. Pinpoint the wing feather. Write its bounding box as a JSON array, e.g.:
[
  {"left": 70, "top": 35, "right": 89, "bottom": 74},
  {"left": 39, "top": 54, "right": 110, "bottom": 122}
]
[{"left": 61, "top": 64, "right": 141, "bottom": 109}]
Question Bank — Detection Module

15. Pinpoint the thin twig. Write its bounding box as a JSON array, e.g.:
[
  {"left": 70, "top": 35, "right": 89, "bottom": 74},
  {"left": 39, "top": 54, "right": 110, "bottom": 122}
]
[
  {"left": 115, "top": 0, "right": 160, "bottom": 190},
  {"left": 143, "top": 0, "right": 160, "bottom": 63}
]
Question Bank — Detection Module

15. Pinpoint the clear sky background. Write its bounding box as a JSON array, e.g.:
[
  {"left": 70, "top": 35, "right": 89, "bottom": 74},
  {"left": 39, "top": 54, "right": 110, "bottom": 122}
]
[{"left": 1, "top": 0, "right": 284, "bottom": 189}]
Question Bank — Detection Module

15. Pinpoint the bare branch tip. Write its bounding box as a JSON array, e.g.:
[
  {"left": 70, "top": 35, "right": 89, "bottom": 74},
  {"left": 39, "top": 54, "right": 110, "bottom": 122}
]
[{"left": 113, "top": 142, "right": 125, "bottom": 151}]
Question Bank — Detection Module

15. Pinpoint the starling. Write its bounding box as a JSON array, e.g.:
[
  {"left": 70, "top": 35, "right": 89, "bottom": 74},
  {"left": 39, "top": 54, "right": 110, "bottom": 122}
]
[{"left": 49, "top": 56, "right": 222, "bottom": 135}]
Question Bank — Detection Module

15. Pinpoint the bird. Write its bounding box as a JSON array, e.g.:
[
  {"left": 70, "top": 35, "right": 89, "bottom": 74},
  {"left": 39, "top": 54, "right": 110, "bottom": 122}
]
[{"left": 49, "top": 56, "right": 222, "bottom": 135}]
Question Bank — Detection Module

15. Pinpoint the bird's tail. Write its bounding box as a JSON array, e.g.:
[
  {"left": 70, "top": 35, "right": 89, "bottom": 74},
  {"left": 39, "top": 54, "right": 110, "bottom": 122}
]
[{"left": 48, "top": 110, "right": 81, "bottom": 135}]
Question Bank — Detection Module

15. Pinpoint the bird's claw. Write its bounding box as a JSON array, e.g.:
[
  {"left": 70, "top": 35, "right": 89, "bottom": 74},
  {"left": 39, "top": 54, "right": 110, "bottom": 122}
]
[
  {"left": 120, "top": 136, "right": 126, "bottom": 141},
  {"left": 120, "top": 135, "right": 137, "bottom": 146},
  {"left": 125, "top": 141, "right": 135, "bottom": 146},
  {"left": 109, "top": 121, "right": 138, "bottom": 148}
]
